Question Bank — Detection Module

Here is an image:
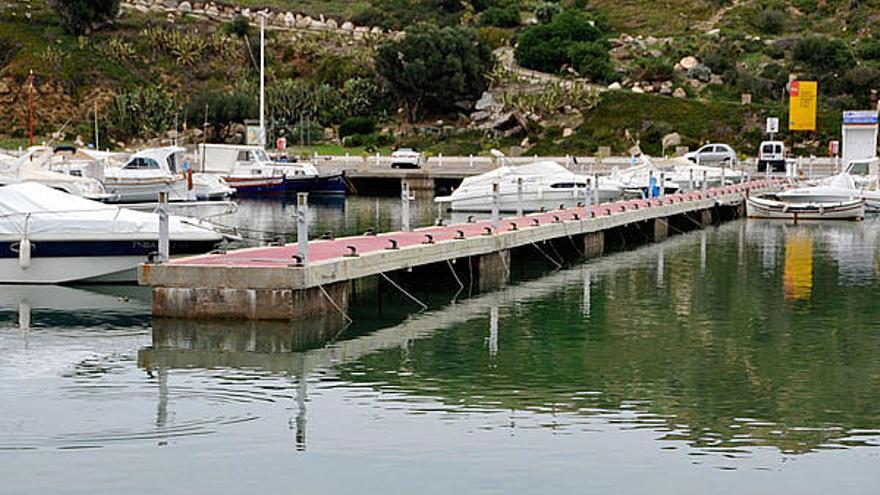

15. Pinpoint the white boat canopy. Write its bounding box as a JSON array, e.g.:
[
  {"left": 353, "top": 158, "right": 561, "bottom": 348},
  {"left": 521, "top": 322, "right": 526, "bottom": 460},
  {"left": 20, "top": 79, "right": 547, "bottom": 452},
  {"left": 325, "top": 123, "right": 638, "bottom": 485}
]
[{"left": 0, "top": 182, "right": 219, "bottom": 239}]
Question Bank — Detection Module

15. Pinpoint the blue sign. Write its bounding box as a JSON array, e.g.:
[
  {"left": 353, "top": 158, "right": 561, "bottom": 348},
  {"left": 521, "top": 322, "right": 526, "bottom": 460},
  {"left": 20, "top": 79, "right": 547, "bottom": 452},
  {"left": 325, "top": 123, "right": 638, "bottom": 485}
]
[{"left": 843, "top": 111, "right": 878, "bottom": 125}]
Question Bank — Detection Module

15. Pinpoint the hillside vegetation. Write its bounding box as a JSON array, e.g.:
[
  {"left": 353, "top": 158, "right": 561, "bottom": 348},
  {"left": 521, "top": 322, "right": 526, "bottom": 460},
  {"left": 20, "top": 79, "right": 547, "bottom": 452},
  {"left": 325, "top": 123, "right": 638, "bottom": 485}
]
[{"left": 0, "top": 0, "right": 877, "bottom": 156}]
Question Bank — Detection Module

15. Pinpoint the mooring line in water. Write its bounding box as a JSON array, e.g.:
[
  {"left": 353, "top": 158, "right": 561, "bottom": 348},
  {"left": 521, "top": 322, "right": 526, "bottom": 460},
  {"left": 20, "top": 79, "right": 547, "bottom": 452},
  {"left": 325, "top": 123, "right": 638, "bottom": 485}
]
[
  {"left": 547, "top": 237, "right": 566, "bottom": 266},
  {"left": 380, "top": 273, "right": 429, "bottom": 311},
  {"left": 531, "top": 242, "right": 563, "bottom": 269},
  {"left": 562, "top": 223, "right": 584, "bottom": 257},
  {"left": 318, "top": 284, "right": 353, "bottom": 324},
  {"left": 447, "top": 259, "right": 465, "bottom": 292}
]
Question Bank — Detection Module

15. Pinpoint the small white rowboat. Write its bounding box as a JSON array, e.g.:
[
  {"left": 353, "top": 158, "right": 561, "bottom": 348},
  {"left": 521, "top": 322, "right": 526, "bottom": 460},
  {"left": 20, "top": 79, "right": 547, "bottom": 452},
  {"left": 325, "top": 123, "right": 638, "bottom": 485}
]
[{"left": 746, "top": 195, "right": 865, "bottom": 221}]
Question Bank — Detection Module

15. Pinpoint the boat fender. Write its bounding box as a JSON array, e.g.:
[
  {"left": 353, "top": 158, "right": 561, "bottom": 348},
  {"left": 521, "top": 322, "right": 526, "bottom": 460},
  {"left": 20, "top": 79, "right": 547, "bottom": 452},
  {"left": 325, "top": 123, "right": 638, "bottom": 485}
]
[{"left": 18, "top": 237, "right": 31, "bottom": 270}]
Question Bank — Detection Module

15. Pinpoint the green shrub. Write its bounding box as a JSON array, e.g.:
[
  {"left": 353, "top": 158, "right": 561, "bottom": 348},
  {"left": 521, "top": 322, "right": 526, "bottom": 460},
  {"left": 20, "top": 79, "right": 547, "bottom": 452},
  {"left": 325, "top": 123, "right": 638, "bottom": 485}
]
[
  {"left": 312, "top": 55, "right": 370, "bottom": 88},
  {"left": 108, "top": 85, "right": 179, "bottom": 140},
  {"left": 50, "top": 0, "right": 120, "bottom": 35},
  {"left": 842, "top": 66, "right": 880, "bottom": 97},
  {"left": 534, "top": 2, "right": 562, "bottom": 24},
  {"left": 515, "top": 10, "right": 607, "bottom": 74},
  {"left": 700, "top": 42, "right": 736, "bottom": 75},
  {"left": 477, "top": 26, "right": 513, "bottom": 50},
  {"left": 793, "top": 36, "right": 853, "bottom": 71},
  {"left": 569, "top": 42, "right": 616, "bottom": 82},
  {"left": 479, "top": 6, "right": 519, "bottom": 27},
  {"left": 185, "top": 89, "right": 257, "bottom": 134},
  {"left": 753, "top": 9, "right": 786, "bottom": 35},
  {"left": 340, "top": 116, "right": 376, "bottom": 137},
  {"left": 226, "top": 15, "right": 251, "bottom": 38},
  {"left": 857, "top": 39, "right": 880, "bottom": 61},
  {"left": 636, "top": 58, "right": 674, "bottom": 82},
  {"left": 376, "top": 23, "right": 493, "bottom": 122}
]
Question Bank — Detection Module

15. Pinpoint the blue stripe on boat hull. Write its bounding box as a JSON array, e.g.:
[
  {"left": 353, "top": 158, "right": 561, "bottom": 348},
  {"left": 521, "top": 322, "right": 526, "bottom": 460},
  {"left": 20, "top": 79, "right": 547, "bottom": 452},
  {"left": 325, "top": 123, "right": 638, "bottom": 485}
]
[{"left": 0, "top": 239, "right": 219, "bottom": 259}]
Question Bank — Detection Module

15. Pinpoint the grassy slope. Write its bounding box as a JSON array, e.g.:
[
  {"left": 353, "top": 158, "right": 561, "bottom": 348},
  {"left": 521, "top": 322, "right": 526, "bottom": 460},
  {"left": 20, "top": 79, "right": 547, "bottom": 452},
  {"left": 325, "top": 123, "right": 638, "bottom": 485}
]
[
  {"left": 234, "top": 0, "right": 369, "bottom": 19},
  {"left": 531, "top": 91, "right": 841, "bottom": 157}
]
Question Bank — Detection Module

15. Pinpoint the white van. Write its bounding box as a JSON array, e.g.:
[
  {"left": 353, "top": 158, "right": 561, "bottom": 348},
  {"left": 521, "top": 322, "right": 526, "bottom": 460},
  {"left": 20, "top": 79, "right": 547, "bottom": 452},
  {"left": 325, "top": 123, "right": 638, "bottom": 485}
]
[{"left": 757, "top": 141, "right": 786, "bottom": 172}]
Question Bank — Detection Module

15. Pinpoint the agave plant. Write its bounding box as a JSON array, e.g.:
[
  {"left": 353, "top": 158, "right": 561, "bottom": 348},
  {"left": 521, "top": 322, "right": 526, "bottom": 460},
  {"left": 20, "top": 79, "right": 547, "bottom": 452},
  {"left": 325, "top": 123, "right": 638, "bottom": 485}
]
[{"left": 103, "top": 37, "right": 136, "bottom": 62}]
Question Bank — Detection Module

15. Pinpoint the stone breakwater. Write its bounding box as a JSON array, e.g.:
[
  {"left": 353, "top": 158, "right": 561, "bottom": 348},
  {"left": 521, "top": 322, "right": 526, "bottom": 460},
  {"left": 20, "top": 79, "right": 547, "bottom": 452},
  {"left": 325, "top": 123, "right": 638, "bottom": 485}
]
[{"left": 122, "top": 0, "right": 399, "bottom": 40}]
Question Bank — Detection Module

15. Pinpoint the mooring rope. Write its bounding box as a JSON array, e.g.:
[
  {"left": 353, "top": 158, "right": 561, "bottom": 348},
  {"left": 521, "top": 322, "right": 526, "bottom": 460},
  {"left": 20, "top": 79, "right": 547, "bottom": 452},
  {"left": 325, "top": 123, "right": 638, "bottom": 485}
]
[
  {"left": 380, "top": 272, "right": 428, "bottom": 311},
  {"left": 317, "top": 284, "right": 353, "bottom": 324},
  {"left": 447, "top": 259, "right": 465, "bottom": 292},
  {"left": 531, "top": 241, "right": 563, "bottom": 269}
]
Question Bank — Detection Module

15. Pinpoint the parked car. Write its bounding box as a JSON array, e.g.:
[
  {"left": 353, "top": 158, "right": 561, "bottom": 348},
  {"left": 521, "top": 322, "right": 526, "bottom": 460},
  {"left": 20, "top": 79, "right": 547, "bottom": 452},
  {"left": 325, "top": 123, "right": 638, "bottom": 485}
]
[
  {"left": 684, "top": 143, "right": 738, "bottom": 166},
  {"left": 391, "top": 148, "right": 422, "bottom": 169},
  {"left": 757, "top": 141, "right": 786, "bottom": 172}
]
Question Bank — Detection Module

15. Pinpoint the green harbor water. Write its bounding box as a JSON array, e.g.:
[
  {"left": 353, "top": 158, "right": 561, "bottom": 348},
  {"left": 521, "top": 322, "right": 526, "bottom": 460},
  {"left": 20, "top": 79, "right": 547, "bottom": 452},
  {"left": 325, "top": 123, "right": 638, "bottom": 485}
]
[{"left": 1, "top": 199, "right": 879, "bottom": 494}]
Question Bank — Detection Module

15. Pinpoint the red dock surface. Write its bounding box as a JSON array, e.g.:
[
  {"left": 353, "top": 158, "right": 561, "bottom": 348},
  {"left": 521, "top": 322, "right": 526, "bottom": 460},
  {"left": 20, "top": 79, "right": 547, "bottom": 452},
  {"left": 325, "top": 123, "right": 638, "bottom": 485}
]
[{"left": 175, "top": 182, "right": 769, "bottom": 269}]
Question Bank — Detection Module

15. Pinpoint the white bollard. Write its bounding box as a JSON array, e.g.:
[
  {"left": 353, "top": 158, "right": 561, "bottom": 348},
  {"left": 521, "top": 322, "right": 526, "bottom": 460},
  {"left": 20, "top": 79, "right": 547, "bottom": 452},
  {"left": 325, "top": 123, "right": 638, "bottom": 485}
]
[
  {"left": 701, "top": 170, "right": 708, "bottom": 194},
  {"left": 438, "top": 153, "right": 443, "bottom": 168},
  {"left": 689, "top": 168, "right": 695, "bottom": 191},
  {"left": 401, "top": 181, "right": 412, "bottom": 232},
  {"left": 375, "top": 152, "right": 380, "bottom": 167},
  {"left": 659, "top": 173, "right": 665, "bottom": 198},
  {"left": 491, "top": 181, "right": 500, "bottom": 230},
  {"left": 516, "top": 177, "right": 524, "bottom": 217},
  {"left": 297, "top": 193, "right": 309, "bottom": 265},
  {"left": 593, "top": 174, "right": 600, "bottom": 205},
  {"left": 345, "top": 152, "right": 350, "bottom": 167},
  {"left": 648, "top": 171, "right": 654, "bottom": 198},
  {"left": 158, "top": 191, "right": 169, "bottom": 263},
  {"left": 469, "top": 154, "right": 474, "bottom": 168}
]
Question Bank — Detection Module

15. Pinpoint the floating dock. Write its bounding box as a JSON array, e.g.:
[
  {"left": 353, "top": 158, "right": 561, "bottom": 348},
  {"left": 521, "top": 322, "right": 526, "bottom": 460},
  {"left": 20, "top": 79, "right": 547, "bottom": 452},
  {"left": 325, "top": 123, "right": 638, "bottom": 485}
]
[{"left": 139, "top": 179, "right": 782, "bottom": 321}]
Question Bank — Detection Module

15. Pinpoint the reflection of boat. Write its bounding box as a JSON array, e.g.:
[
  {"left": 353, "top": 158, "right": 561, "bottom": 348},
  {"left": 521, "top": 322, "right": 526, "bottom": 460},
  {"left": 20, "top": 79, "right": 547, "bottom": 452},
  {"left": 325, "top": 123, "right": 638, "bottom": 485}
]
[
  {"left": 746, "top": 195, "right": 865, "bottom": 221},
  {"left": 434, "top": 161, "right": 626, "bottom": 213},
  {"left": 0, "top": 183, "right": 224, "bottom": 283}
]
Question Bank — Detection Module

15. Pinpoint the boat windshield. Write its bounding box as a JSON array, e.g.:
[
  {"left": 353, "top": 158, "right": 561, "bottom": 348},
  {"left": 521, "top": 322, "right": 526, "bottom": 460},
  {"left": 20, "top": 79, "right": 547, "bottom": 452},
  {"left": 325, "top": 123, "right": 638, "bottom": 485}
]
[
  {"left": 254, "top": 149, "right": 271, "bottom": 163},
  {"left": 124, "top": 157, "right": 160, "bottom": 170},
  {"left": 848, "top": 161, "right": 871, "bottom": 176}
]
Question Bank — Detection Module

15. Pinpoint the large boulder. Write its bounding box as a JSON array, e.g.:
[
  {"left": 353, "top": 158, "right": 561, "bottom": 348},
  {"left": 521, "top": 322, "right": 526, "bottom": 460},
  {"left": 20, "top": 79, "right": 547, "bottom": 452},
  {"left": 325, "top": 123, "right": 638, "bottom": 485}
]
[{"left": 678, "top": 56, "right": 699, "bottom": 71}]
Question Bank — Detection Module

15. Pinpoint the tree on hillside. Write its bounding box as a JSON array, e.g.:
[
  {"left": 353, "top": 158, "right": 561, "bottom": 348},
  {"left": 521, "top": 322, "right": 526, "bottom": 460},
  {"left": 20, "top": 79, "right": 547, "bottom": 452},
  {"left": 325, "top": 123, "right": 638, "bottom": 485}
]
[
  {"left": 514, "top": 10, "right": 615, "bottom": 82},
  {"left": 376, "top": 24, "right": 494, "bottom": 122},
  {"left": 50, "top": 0, "right": 120, "bottom": 35}
]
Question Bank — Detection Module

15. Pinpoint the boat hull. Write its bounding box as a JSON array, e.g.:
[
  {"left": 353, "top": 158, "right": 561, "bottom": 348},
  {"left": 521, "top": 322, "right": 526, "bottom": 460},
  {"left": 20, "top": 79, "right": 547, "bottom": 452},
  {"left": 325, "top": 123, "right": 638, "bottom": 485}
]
[
  {"left": 0, "top": 239, "right": 220, "bottom": 284},
  {"left": 440, "top": 188, "right": 623, "bottom": 213},
  {"left": 746, "top": 197, "right": 865, "bottom": 221},
  {"left": 284, "top": 173, "right": 347, "bottom": 196},
  {"left": 103, "top": 178, "right": 189, "bottom": 203}
]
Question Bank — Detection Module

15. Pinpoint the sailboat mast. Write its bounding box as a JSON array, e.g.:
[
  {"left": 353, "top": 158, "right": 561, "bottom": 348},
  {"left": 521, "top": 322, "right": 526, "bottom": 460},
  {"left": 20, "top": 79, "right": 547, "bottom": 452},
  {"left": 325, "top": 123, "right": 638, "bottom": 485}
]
[{"left": 259, "top": 14, "right": 266, "bottom": 148}]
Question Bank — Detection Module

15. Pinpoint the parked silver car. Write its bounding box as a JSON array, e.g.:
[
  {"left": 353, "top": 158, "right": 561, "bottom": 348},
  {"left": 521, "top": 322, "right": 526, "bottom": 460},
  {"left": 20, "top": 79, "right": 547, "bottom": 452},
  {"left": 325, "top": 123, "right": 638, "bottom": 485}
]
[{"left": 684, "top": 143, "right": 738, "bottom": 166}]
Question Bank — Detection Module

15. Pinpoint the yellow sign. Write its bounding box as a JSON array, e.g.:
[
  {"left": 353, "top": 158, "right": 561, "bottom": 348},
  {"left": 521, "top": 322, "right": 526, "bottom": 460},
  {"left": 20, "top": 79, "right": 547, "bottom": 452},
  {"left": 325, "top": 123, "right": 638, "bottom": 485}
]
[{"left": 788, "top": 80, "right": 818, "bottom": 131}]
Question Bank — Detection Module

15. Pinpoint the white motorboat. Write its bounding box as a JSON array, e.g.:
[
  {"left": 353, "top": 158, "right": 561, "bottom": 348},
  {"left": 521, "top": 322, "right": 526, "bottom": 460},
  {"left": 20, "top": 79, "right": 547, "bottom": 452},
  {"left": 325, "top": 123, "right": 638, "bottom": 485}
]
[
  {"left": 777, "top": 159, "right": 880, "bottom": 212},
  {"left": 0, "top": 147, "right": 110, "bottom": 200},
  {"left": 0, "top": 183, "right": 225, "bottom": 283},
  {"left": 434, "top": 160, "right": 626, "bottom": 213},
  {"left": 746, "top": 195, "right": 865, "bottom": 221},
  {"left": 198, "top": 144, "right": 346, "bottom": 196},
  {"left": 45, "top": 146, "right": 235, "bottom": 203},
  {"left": 777, "top": 173, "right": 880, "bottom": 212},
  {"left": 611, "top": 156, "right": 742, "bottom": 196},
  {"left": 101, "top": 147, "right": 235, "bottom": 203}
]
